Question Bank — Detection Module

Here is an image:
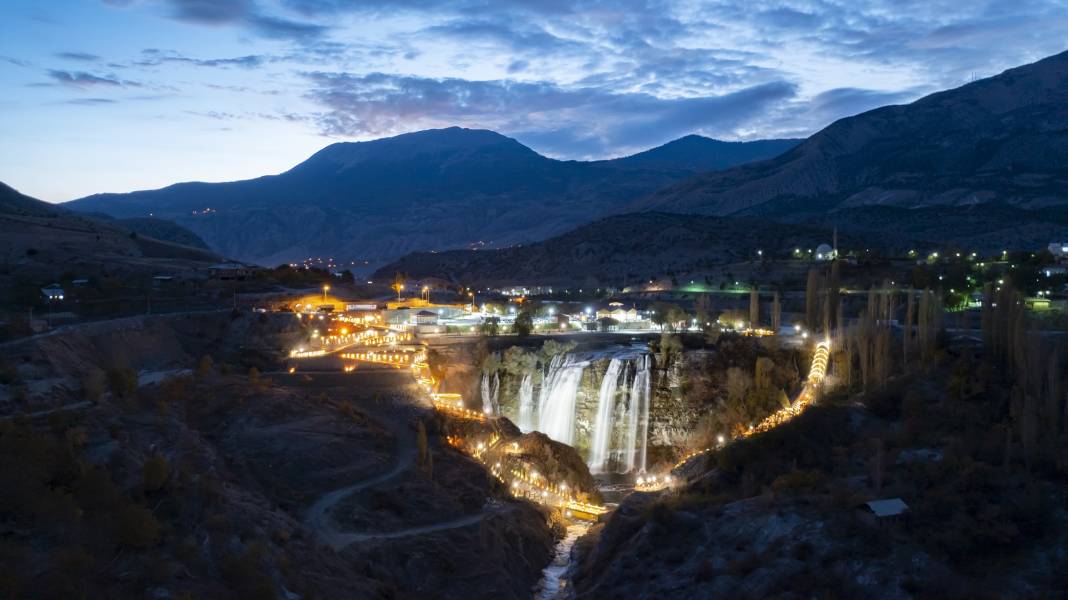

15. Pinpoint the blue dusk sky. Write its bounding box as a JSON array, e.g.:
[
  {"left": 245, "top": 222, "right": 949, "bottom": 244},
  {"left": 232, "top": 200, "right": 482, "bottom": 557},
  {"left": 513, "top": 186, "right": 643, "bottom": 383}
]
[{"left": 1, "top": 0, "right": 1067, "bottom": 202}]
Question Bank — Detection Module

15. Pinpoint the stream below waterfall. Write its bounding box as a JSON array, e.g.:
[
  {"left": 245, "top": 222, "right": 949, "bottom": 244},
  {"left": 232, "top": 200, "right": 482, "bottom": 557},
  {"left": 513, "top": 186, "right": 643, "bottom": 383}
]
[{"left": 533, "top": 522, "right": 590, "bottom": 599}]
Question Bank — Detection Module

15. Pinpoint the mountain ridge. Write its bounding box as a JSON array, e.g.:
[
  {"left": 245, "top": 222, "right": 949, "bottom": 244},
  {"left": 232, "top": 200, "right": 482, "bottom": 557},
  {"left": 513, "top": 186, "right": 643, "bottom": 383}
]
[
  {"left": 635, "top": 50, "right": 1068, "bottom": 216},
  {"left": 63, "top": 128, "right": 799, "bottom": 268}
]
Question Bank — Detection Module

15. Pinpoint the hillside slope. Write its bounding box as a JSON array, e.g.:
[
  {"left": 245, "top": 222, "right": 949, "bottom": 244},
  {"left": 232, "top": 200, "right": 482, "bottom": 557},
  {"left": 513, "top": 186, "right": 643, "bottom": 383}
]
[
  {"left": 0, "top": 182, "right": 221, "bottom": 284},
  {"left": 639, "top": 50, "right": 1068, "bottom": 217},
  {"left": 372, "top": 212, "right": 883, "bottom": 286}
]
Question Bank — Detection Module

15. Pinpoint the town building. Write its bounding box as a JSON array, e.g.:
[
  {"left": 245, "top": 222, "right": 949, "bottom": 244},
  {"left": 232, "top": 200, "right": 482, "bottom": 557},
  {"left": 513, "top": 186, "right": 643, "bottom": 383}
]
[{"left": 41, "top": 284, "right": 64, "bottom": 301}]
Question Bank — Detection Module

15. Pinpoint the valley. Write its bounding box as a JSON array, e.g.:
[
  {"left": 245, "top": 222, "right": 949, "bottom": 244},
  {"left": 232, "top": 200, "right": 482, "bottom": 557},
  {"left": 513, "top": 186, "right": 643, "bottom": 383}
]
[{"left": 5, "top": 12, "right": 1068, "bottom": 598}]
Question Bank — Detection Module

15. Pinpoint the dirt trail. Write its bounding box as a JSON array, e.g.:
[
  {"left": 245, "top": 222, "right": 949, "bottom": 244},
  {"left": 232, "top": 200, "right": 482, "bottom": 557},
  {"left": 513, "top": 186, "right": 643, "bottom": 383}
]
[
  {"left": 327, "top": 501, "right": 511, "bottom": 549},
  {"left": 303, "top": 408, "right": 417, "bottom": 540}
]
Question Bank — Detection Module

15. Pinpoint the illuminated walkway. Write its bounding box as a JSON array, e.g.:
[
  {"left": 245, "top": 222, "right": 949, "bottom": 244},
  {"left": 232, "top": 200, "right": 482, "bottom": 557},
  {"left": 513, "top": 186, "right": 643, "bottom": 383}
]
[{"left": 667, "top": 340, "right": 832, "bottom": 479}]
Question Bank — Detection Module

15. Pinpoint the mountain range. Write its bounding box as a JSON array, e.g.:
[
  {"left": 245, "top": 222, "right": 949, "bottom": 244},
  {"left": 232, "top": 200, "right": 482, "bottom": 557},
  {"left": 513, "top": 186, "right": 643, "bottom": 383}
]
[
  {"left": 637, "top": 50, "right": 1068, "bottom": 217},
  {"left": 61, "top": 49, "right": 1068, "bottom": 279},
  {"left": 64, "top": 131, "right": 798, "bottom": 269},
  {"left": 372, "top": 50, "right": 1068, "bottom": 284}
]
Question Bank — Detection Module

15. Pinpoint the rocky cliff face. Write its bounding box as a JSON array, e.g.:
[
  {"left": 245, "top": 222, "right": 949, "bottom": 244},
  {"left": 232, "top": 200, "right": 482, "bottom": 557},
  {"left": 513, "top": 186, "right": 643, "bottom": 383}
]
[{"left": 427, "top": 335, "right": 802, "bottom": 473}]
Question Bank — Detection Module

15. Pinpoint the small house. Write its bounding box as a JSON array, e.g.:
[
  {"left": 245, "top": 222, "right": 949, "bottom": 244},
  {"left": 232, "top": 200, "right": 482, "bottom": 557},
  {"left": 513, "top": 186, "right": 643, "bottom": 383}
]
[
  {"left": 41, "top": 284, "right": 64, "bottom": 301},
  {"left": 859, "top": 498, "right": 909, "bottom": 526}
]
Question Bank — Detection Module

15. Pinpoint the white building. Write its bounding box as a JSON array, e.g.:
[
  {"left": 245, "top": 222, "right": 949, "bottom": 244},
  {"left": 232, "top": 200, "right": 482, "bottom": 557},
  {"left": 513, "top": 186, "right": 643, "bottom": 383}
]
[
  {"left": 815, "top": 243, "right": 836, "bottom": 261},
  {"left": 1048, "top": 243, "right": 1068, "bottom": 261}
]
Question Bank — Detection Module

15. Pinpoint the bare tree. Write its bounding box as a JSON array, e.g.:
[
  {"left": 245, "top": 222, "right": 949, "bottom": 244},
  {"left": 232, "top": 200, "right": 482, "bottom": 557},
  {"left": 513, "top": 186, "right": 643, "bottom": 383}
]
[
  {"left": 805, "top": 268, "right": 821, "bottom": 332},
  {"left": 749, "top": 288, "right": 759, "bottom": 328},
  {"left": 771, "top": 291, "right": 782, "bottom": 334}
]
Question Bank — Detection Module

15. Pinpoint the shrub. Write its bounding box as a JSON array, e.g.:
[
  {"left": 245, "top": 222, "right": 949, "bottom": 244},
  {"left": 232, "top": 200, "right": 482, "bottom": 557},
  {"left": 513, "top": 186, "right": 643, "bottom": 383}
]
[
  {"left": 81, "top": 371, "right": 105, "bottom": 401},
  {"left": 142, "top": 454, "right": 170, "bottom": 492},
  {"left": 771, "top": 469, "right": 827, "bottom": 496},
  {"left": 113, "top": 503, "right": 160, "bottom": 548},
  {"left": 195, "top": 355, "right": 214, "bottom": 378},
  {"left": 106, "top": 367, "right": 138, "bottom": 399}
]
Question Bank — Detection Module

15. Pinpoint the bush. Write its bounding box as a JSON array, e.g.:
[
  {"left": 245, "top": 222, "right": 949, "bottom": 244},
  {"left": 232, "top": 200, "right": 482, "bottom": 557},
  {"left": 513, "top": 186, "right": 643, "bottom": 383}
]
[
  {"left": 195, "top": 355, "right": 214, "bottom": 378},
  {"left": 81, "top": 371, "right": 105, "bottom": 402},
  {"left": 106, "top": 367, "right": 138, "bottom": 399},
  {"left": 771, "top": 469, "right": 827, "bottom": 496},
  {"left": 142, "top": 454, "right": 170, "bottom": 492},
  {"left": 113, "top": 503, "right": 160, "bottom": 548}
]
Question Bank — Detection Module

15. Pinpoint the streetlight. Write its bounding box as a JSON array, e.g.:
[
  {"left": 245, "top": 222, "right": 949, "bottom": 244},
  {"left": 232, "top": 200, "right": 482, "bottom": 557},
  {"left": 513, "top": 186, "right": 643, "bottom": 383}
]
[{"left": 322, "top": 284, "right": 329, "bottom": 302}]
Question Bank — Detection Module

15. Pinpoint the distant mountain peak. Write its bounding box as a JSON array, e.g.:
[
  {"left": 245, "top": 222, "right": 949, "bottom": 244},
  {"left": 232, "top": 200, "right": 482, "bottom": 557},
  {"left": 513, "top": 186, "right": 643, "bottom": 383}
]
[
  {"left": 614, "top": 136, "right": 800, "bottom": 173},
  {"left": 296, "top": 126, "right": 538, "bottom": 171}
]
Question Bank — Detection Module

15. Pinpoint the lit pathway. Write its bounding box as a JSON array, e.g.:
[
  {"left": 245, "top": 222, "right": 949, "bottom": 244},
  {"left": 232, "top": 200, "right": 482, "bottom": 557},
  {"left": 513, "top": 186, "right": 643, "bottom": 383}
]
[{"left": 670, "top": 340, "right": 832, "bottom": 476}]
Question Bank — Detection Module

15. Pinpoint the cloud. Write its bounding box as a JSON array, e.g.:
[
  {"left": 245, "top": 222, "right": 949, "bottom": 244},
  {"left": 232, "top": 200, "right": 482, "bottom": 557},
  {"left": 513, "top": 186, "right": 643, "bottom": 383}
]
[
  {"left": 166, "top": 0, "right": 253, "bottom": 24},
  {"left": 47, "top": 70, "right": 130, "bottom": 88},
  {"left": 1, "top": 56, "right": 32, "bottom": 67},
  {"left": 61, "top": 97, "right": 118, "bottom": 105},
  {"left": 163, "top": 0, "right": 327, "bottom": 41},
  {"left": 303, "top": 71, "right": 797, "bottom": 156},
  {"left": 56, "top": 51, "right": 101, "bottom": 62},
  {"left": 137, "top": 49, "right": 266, "bottom": 68}
]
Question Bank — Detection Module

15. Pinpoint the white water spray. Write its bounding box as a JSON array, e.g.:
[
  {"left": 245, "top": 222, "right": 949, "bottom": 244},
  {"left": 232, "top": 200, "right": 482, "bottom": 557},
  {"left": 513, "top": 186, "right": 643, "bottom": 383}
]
[
  {"left": 537, "top": 354, "right": 587, "bottom": 445},
  {"left": 625, "top": 355, "right": 652, "bottom": 472},
  {"left": 517, "top": 372, "right": 534, "bottom": 431},
  {"left": 589, "top": 358, "right": 624, "bottom": 472}
]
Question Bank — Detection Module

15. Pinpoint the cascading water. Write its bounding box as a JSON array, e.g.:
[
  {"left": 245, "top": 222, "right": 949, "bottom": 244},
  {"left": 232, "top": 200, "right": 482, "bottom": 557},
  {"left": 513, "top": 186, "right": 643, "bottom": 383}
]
[
  {"left": 500, "top": 347, "right": 653, "bottom": 472},
  {"left": 517, "top": 373, "right": 534, "bottom": 432},
  {"left": 635, "top": 354, "right": 651, "bottom": 473},
  {"left": 537, "top": 354, "right": 587, "bottom": 445},
  {"left": 480, "top": 371, "right": 495, "bottom": 414},
  {"left": 589, "top": 358, "right": 625, "bottom": 472},
  {"left": 491, "top": 372, "right": 500, "bottom": 415},
  {"left": 624, "top": 355, "right": 651, "bottom": 473}
]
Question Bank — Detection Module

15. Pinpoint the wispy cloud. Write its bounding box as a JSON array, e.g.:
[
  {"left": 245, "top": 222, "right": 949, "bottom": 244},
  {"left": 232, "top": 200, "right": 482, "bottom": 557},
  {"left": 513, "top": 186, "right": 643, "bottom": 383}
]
[
  {"left": 164, "top": 0, "right": 328, "bottom": 41},
  {"left": 47, "top": 69, "right": 132, "bottom": 88},
  {"left": 136, "top": 48, "right": 267, "bottom": 68},
  {"left": 55, "top": 51, "right": 101, "bottom": 62},
  {"left": 303, "top": 71, "right": 797, "bottom": 156},
  {"left": 61, "top": 97, "right": 118, "bottom": 105}
]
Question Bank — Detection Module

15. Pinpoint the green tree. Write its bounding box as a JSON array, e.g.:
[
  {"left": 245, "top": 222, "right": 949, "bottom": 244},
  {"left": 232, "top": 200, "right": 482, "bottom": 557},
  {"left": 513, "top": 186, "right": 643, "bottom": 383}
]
[
  {"left": 479, "top": 317, "right": 500, "bottom": 337},
  {"left": 513, "top": 310, "right": 534, "bottom": 337}
]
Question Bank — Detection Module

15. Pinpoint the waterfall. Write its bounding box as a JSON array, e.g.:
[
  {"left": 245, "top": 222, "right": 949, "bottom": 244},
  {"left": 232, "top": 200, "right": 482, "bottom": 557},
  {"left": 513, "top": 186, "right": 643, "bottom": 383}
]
[
  {"left": 517, "top": 373, "right": 534, "bottom": 431},
  {"left": 636, "top": 355, "right": 651, "bottom": 472},
  {"left": 481, "top": 372, "right": 493, "bottom": 415},
  {"left": 537, "top": 354, "right": 586, "bottom": 445},
  {"left": 589, "top": 358, "right": 624, "bottom": 472},
  {"left": 491, "top": 372, "right": 500, "bottom": 415},
  {"left": 625, "top": 355, "right": 652, "bottom": 472}
]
